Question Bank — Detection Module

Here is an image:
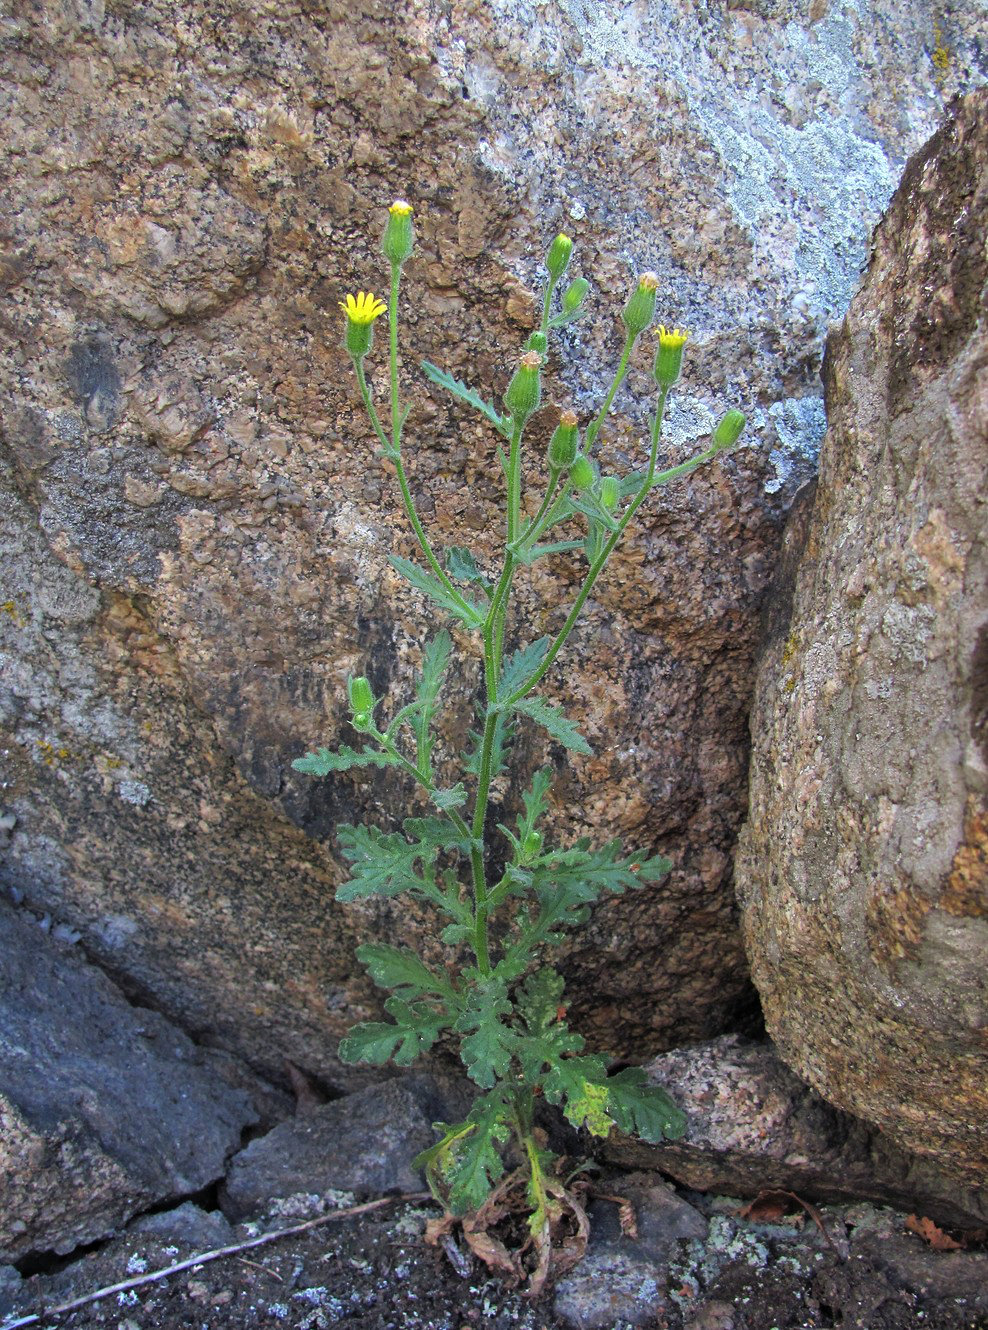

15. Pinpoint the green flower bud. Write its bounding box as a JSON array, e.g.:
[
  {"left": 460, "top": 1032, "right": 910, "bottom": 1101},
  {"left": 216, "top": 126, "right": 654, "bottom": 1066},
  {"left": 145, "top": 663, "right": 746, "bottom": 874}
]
[
  {"left": 712, "top": 409, "right": 746, "bottom": 450},
  {"left": 653, "top": 325, "right": 689, "bottom": 387},
  {"left": 348, "top": 675, "right": 374, "bottom": 714},
  {"left": 504, "top": 352, "right": 542, "bottom": 424},
  {"left": 599, "top": 475, "right": 620, "bottom": 512},
  {"left": 351, "top": 711, "right": 372, "bottom": 732},
  {"left": 570, "top": 454, "right": 594, "bottom": 491},
  {"left": 621, "top": 272, "right": 659, "bottom": 339},
  {"left": 382, "top": 199, "right": 414, "bottom": 268},
  {"left": 522, "top": 829, "right": 543, "bottom": 860},
  {"left": 547, "top": 410, "right": 579, "bottom": 469},
  {"left": 562, "top": 277, "right": 590, "bottom": 315},
  {"left": 525, "top": 331, "right": 548, "bottom": 355},
  {"left": 546, "top": 232, "right": 573, "bottom": 281}
]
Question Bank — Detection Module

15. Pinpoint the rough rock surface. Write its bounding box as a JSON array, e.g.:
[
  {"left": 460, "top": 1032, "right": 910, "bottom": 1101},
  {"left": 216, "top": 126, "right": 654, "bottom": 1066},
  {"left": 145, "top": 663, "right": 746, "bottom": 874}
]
[
  {"left": 603, "top": 1036, "right": 988, "bottom": 1231},
  {"left": 734, "top": 90, "right": 988, "bottom": 1181},
  {"left": 0, "top": 899, "right": 256, "bottom": 1262},
  {"left": 553, "top": 1175, "right": 707, "bottom": 1329},
  {"left": 220, "top": 1075, "right": 462, "bottom": 1220},
  {"left": 0, "top": 0, "right": 983, "bottom": 1088}
]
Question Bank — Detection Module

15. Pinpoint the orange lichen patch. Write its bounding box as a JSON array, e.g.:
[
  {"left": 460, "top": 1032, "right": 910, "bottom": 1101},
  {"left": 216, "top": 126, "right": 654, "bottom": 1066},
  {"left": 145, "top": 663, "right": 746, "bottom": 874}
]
[{"left": 940, "top": 804, "right": 988, "bottom": 918}]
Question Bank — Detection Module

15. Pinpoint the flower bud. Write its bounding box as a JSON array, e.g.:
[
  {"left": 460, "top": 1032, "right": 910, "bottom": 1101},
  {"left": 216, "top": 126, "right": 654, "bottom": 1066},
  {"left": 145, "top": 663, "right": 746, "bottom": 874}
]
[
  {"left": 570, "top": 454, "right": 594, "bottom": 491},
  {"left": 621, "top": 272, "right": 659, "bottom": 338},
  {"left": 348, "top": 675, "right": 374, "bottom": 715},
  {"left": 712, "top": 409, "right": 746, "bottom": 450},
  {"left": 562, "top": 277, "right": 590, "bottom": 315},
  {"left": 547, "top": 410, "right": 579, "bottom": 469},
  {"left": 351, "top": 711, "right": 372, "bottom": 732},
  {"left": 522, "top": 829, "right": 543, "bottom": 860},
  {"left": 599, "top": 475, "right": 620, "bottom": 512},
  {"left": 525, "top": 331, "right": 548, "bottom": 355},
  {"left": 546, "top": 232, "right": 573, "bottom": 281},
  {"left": 504, "top": 352, "right": 542, "bottom": 424},
  {"left": 653, "top": 325, "right": 689, "bottom": 387},
  {"left": 382, "top": 199, "right": 414, "bottom": 267}
]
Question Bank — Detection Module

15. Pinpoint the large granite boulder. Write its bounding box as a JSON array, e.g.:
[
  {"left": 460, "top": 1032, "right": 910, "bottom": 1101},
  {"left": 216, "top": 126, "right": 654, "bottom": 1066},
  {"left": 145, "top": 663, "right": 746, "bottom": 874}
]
[
  {"left": 0, "top": 899, "right": 256, "bottom": 1261},
  {"left": 0, "top": 0, "right": 982, "bottom": 1086},
  {"left": 735, "top": 91, "right": 987, "bottom": 1182}
]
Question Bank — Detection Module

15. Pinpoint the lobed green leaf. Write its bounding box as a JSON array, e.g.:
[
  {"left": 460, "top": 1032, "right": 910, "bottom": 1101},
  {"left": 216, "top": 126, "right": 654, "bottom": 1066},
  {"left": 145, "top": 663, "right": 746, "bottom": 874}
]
[
  {"left": 605, "top": 1067, "right": 687, "bottom": 1142},
  {"left": 420, "top": 360, "right": 511, "bottom": 439},
  {"left": 389, "top": 555, "right": 485, "bottom": 629},
  {"left": 453, "top": 978, "right": 517, "bottom": 1089},
  {"left": 512, "top": 696, "right": 592, "bottom": 755},
  {"left": 292, "top": 745, "right": 396, "bottom": 776},
  {"left": 355, "top": 943, "right": 456, "bottom": 1002}
]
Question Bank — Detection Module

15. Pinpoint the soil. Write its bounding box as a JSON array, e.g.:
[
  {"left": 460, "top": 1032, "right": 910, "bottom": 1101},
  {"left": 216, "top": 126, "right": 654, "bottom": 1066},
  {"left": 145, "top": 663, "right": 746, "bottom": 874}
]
[{"left": 6, "top": 1195, "right": 986, "bottom": 1330}]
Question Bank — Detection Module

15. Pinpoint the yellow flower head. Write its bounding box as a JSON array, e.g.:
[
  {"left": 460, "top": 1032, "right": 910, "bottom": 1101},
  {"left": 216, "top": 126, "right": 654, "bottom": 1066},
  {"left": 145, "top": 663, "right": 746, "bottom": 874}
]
[
  {"left": 653, "top": 325, "right": 689, "bottom": 387},
  {"left": 656, "top": 325, "right": 689, "bottom": 349},
  {"left": 389, "top": 199, "right": 413, "bottom": 216},
  {"left": 339, "top": 291, "right": 387, "bottom": 325}
]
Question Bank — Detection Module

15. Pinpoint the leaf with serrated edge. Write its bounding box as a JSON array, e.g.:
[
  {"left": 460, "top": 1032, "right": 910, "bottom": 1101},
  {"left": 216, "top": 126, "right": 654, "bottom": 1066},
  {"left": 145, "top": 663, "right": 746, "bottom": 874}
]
[
  {"left": 292, "top": 745, "right": 396, "bottom": 776},
  {"left": 605, "top": 1067, "right": 686, "bottom": 1142},
  {"left": 336, "top": 823, "right": 444, "bottom": 902},
  {"left": 446, "top": 546, "right": 489, "bottom": 589},
  {"left": 420, "top": 360, "right": 511, "bottom": 438},
  {"left": 355, "top": 943, "right": 453, "bottom": 999},
  {"left": 497, "top": 638, "right": 550, "bottom": 702},
  {"left": 389, "top": 555, "right": 484, "bottom": 628},
  {"left": 454, "top": 981, "right": 516, "bottom": 1089},
  {"left": 513, "top": 696, "right": 592, "bottom": 755},
  {"left": 543, "top": 1055, "right": 614, "bottom": 1135}
]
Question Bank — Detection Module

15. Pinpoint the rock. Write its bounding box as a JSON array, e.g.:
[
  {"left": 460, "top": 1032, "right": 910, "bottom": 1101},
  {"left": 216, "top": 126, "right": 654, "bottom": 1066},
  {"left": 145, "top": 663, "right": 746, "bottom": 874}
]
[
  {"left": 554, "top": 1176, "right": 706, "bottom": 1329},
  {"left": 0, "top": 898, "right": 256, "bottom": 1261},
  {"left": 220, "top": 1076, "right": 455, "bottom": 1220},
  {"left": 0, "top": 1265, "right": 22, "bottom": 1321},
  {"left": 127, "top": 1201, "right": 234, "bottom": 1251},
  {"left": 734, "top": 90, "right": 988, "bottom": 1183},
  {"left": 602, "top": 1036, "right": 988, "bottom": 1231},
  {"left": 0, "top": 1, "right": 983, "bottom": 1089}
]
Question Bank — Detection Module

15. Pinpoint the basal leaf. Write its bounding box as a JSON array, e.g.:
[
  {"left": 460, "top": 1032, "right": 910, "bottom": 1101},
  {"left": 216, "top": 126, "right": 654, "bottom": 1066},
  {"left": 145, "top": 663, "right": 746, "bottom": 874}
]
[
  {"left": 355, "top": 942, "right": 455, "bottom": 1001},
  {"left": 420, "top": 360, "right": 511, "bottom": 438},
  {"left": 292, "top": 745, "right": 396, "bottom": 776},
  {"left": 339, "top": 998, "right": 449, "bottom": 1067},
  {"left": 605, "top": 1067, "right": 687, "bottom": 1142},
  {"left": 416, "top": 1090, "right": 512, "bottom": 1215},
  {"left": 389, "top": 555, "right": 485, "bottom": 629},
  {"left": 453, "top": 979, "right": 516, "bottom": 1089},
  {"left": 513, "top": 696, "right": 592, "bottom": 755},
  {"left": 542, "top": 1054, "right": 614, "bottom": 1136},
  {"left": 516, "top": 967, "right": 565, "bottom": 1037}
]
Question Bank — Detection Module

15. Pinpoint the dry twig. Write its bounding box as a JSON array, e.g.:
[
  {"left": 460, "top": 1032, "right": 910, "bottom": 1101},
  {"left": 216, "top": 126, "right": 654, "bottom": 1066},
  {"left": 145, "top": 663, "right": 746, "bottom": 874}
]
[{"left": 1, "top": 1192, "right": 431, "bottom": 1330}]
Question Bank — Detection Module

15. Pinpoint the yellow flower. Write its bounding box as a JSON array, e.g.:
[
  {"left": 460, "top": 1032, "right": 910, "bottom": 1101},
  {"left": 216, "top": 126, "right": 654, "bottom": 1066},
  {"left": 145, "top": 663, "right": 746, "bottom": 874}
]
[
  {"left": 389, "top": 199, "right": 413, "bottom": 216},
  {"left": 656, "top": 325, "right": 689, "bottom": 349},
  {"left": 653, "top": 325, "right": 689, "bottom": 387},
  {"left": 339, "top": 291, "right": 387, "bottom": 325}
]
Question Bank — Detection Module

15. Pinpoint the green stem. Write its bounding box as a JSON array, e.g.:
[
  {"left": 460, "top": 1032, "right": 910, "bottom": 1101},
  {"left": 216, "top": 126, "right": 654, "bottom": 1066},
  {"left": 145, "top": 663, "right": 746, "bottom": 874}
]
[
  {"left": 540, "top": 275, "right": 559, "bottom": 335},
  {"left": 504, "top": 388, "right": 673, "bottom": 706},
  {"left": 584, "top": 329, "right": 636, "bottom": 450},
  {"left": 372, "top": 728, "right": 472, "bottom": 845},
  {"left": 389, "top": 264, "right": 401, "bottom": 448},
  {"left": 353, "top": 361, "right": 476, "bottom": 623}
]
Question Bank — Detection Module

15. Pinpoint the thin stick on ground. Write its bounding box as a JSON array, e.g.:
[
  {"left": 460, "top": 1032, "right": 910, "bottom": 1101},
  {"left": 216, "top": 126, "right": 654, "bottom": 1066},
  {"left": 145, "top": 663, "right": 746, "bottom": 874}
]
[{"left": 1, "top": 1192, "right": 432, "bottom": 1330}]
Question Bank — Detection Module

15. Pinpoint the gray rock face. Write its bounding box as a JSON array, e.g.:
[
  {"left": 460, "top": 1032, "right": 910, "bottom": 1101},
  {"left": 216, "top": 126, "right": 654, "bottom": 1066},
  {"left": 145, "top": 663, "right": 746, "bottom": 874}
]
[
  {"left": 554, "top": 1175, "right": 707, "bottom": 1330},
  {"left": 734, "top": 90, "right": 988, "bottom": 1183},
  {"left": 603, "top": 1036, "right": 988, "bottom": 1230},
  {"left": 220, "top": 1077, "right": 450, "bottom": 1220},
  {"left": 0, "top": 899, "right": 256, "bottom": 1261},
  {"left": 0, "top": 0, "right": 983, "bottom": 1089}
]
